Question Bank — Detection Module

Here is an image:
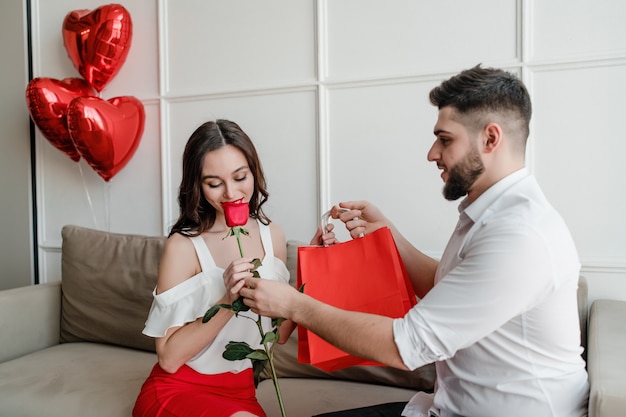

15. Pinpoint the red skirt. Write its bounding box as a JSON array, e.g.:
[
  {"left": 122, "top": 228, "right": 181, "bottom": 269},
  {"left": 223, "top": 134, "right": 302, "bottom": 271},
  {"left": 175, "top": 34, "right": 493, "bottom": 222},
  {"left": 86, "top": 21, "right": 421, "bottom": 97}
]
[{"left": 133, "top": 363, "right": 266, "bottom": 417}]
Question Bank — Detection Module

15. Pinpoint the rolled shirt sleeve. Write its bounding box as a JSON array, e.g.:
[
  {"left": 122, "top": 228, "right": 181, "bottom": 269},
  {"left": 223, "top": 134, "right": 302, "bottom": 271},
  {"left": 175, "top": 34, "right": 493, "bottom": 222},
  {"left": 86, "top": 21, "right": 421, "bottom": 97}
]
[{"left": 393, "top": 190, "right": 580, "bottom": 371}]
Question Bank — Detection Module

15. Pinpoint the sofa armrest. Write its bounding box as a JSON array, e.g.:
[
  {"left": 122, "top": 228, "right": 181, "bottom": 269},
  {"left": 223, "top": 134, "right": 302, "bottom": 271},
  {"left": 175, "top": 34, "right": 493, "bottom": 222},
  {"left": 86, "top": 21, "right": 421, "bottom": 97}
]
[
  {"left": 0, "top": 282, "right": 61, "bottom": 363},
  {"left": 587, "top": 299, "right": 626, "bottom": 417}
]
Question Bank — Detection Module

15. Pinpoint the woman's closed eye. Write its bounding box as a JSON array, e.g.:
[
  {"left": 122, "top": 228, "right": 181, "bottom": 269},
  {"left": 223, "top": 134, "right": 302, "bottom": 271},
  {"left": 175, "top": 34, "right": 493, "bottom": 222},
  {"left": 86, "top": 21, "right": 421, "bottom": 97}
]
[{"left": 206, "top": 175, "right": 247, "bottom": 188}]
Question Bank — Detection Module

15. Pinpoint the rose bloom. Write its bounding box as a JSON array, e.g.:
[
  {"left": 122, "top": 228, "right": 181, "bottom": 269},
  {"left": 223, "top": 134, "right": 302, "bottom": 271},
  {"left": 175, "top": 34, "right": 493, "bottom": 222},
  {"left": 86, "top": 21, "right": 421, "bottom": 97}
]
[{"left": 222, "top": 198, "right": 249, "bottom": 227}]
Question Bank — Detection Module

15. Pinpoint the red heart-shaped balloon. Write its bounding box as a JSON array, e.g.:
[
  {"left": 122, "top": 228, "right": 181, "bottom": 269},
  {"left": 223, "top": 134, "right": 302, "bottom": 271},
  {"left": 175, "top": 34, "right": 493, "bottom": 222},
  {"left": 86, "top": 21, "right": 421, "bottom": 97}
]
[
  {"left": 25, "top": 77, "right": 96, "bottom": 162},
  {"left": 62, "top": 4, "right": 133, "bottom": 92},
  {"left": 67, "top": 96, "right": 145, "bottom": 182}
]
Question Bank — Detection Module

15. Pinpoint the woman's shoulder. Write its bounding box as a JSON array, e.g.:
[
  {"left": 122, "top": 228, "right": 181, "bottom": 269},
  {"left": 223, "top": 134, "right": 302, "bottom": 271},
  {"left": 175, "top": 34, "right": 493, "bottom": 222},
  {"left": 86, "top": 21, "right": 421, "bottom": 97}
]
[
  {"left": 162, "top": 232, "right": 197, "bottom": 260},
  {"left": 166, "top": 230, "right": 193, "bottom": 244},
  {"left": 157, "top": 232, "right": 201, "bottom": 294}
]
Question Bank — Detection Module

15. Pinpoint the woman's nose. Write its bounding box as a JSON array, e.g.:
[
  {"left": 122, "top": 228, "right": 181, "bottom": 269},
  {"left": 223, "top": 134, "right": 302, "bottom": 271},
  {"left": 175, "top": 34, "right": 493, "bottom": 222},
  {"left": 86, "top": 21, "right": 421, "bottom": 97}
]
[{"left": 223, "top": 183, "right": 235, "bottom": 199}]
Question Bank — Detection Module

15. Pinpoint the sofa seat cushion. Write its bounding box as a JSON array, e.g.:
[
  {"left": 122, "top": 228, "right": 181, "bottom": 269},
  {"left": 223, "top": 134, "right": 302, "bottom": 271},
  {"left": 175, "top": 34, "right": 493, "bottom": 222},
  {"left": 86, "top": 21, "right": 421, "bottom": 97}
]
[
  {"left": 262, "top": 328, "right": 435, "bottom": 392},
  {"left": 257, "top": 377, "right": 417, "bottom": 416},
  {"left": 0, "top": 342, "right": 156, "bottom": 417}
]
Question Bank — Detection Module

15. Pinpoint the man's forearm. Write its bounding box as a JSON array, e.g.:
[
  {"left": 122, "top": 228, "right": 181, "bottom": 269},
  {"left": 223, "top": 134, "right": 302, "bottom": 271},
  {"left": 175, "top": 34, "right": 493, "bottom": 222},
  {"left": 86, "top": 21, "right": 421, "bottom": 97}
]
[
  {"left": 389, "top": 223, "right": 438, "bottom": 298},
  {"left": 291, "top": 293, "right": 409, "bottom": 370}
]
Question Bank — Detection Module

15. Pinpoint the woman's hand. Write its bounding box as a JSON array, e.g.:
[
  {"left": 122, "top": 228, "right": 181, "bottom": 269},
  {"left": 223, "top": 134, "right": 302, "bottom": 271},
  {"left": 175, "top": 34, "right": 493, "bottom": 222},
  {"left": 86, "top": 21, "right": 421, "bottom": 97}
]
[
  {"left": 310, "top": 222, "right": 337, "bottom": 246},
  {"left": 277, "top": 319, "right": 297, "bottom": 344},
  {"left": 222, "top": 257, "right": 255, "bottom": 303}
]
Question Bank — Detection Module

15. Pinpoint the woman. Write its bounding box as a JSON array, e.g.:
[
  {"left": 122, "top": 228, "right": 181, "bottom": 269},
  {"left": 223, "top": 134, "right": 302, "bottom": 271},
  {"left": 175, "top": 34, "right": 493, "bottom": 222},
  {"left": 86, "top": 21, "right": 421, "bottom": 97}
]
[{"left": 133, "top": 119, "right": 296, "bottom": 417}]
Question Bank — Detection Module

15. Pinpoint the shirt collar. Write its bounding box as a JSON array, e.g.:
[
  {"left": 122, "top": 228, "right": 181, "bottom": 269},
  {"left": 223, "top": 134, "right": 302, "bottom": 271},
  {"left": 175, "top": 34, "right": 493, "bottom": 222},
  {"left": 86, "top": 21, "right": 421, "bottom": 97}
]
[{"left": 459, "top": 167, "right": 529, "bottom": 223}]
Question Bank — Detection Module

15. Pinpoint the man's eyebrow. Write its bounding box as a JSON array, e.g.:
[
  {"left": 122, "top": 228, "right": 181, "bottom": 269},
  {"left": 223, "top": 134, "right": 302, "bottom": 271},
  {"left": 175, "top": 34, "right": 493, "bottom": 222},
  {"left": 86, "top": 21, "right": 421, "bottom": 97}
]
[{"left": 434, "top": 129, "right": 451, "bottom": 136}]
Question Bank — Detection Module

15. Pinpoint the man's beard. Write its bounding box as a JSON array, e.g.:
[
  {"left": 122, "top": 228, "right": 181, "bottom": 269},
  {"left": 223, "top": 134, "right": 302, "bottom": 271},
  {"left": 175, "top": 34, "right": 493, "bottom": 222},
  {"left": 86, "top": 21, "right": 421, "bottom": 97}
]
[{"left": 442, "top": 146, "right": 485, "bottom": 201}]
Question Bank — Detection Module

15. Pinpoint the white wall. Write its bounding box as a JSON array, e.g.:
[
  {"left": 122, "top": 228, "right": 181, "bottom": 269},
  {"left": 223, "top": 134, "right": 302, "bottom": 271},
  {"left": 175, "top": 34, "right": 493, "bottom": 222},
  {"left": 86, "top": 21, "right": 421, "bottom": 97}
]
[
  {"left": 0, "top": 0, "right": 33, "bottom": 290},
  {"left": 27, "top": 0, "right": 626, "bottom": 307}
]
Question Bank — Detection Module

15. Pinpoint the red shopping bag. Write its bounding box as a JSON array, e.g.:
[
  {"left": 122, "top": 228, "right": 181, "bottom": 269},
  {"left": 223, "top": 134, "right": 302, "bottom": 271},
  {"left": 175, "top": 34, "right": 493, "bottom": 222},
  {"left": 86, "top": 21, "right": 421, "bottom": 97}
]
[{"left": 296, "top": 226, "right": 417, "bottom": 372}]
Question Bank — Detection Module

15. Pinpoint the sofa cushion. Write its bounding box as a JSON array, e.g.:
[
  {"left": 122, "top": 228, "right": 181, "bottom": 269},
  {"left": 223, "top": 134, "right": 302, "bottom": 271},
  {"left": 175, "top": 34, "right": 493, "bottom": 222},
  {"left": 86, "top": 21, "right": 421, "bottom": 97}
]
[
  {"left": 272, "top": 240, "right": 436, "bottom": 391},
  {"left": 266, "top": 329, "right": 436, "bottom": 391},
  {"left": 60, "top": 225, "right": 166, "bottom": 352},
  {"left": 257, "top": 377, "right": 417, "bottom": 416},
  {"left": 286, "top": 239, "right": 301, "bottom": 286},
  {"left": 0, "top": 342, "right": 156, "bottom": 417}
]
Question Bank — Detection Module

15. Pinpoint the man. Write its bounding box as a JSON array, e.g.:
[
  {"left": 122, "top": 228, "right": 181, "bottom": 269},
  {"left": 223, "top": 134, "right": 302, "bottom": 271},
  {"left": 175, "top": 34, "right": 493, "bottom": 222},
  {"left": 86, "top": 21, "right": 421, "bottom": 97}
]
[{"left": 239, "top": 65, "right": 589, "bottom": 417}]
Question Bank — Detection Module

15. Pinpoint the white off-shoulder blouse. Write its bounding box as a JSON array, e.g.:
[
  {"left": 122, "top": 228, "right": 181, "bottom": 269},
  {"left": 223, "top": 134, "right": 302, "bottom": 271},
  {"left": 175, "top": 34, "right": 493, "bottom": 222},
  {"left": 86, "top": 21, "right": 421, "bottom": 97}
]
[{"left": 142, "top": 220, "right": 290, "bottom": 374}]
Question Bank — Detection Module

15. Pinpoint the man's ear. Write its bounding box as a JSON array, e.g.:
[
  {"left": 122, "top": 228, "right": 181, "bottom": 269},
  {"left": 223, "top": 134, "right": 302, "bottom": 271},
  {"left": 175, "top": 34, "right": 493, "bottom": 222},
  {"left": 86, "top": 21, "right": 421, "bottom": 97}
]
[{"left": 482, "top": 122, "right": 503, "bottom": 153}]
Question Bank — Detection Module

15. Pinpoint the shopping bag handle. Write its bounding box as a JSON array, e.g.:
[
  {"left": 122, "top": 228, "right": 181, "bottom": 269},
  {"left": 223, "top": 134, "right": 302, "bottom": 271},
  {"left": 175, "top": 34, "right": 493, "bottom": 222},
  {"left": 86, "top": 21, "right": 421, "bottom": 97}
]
[
  {"left": 321, "top": 208, "right": 363, "bottom": 240},
  {"left": 320, "top": 209, "right": 334, "bottom": 234}
]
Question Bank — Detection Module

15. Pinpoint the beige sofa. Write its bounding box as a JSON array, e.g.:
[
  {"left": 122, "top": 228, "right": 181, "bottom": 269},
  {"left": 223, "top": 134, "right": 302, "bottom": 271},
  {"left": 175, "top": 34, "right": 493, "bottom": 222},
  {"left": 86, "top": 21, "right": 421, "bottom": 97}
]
[{"left": 0, "top": 225, "right": 622, "bottom": 416}]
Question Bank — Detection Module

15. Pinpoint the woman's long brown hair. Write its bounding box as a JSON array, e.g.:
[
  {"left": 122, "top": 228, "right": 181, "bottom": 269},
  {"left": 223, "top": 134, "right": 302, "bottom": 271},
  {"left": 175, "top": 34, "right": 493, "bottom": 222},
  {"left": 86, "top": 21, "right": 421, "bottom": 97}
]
[{"left": 169, "top": 119, "right": 270, "bottom": 237}]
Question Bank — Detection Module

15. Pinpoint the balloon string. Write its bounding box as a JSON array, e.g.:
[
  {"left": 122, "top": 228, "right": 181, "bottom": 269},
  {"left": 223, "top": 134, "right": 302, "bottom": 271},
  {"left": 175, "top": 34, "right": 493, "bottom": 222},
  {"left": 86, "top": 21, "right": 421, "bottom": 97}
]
[
  {"left": 78, "top": 163, "right": 100, "bottom": 230},
  {"left": 103, "top": 180, "right": 111, "bottom": 231}
]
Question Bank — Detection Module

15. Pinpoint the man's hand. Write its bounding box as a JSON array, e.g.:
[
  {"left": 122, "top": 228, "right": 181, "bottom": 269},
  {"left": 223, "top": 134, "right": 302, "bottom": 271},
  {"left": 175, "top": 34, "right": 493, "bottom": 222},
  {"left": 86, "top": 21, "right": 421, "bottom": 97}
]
[
  {"left": 333, "top": 201, "right": 388, "bottom": 239},
  {"left": 239, "top": 277, "right": 299, "bottom": 319}
]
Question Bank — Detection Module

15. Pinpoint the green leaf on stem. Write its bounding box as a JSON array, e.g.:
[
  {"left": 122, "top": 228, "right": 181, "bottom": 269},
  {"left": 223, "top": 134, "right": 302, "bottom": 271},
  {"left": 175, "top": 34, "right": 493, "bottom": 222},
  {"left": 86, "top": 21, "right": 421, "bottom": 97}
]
[
  {"left": 272, "top": 317, "right": 286, "bottom": 328},
  {"left": 252, "top": 359, "right": 268, "bottom": 387},
  {"left": 251, "top": 258, "right": 262, "bottom": 270},
  {"left": 223, "top": 341, "right": 254, "bottom": 361},
  {"left": 247, "top": 350, "right": 269, "bottom": 361},
  {"left": 223, "top": 226, "right": 250, "bottom": 239},
  {"left": 202, "top": 304, "right": 233, "bottom": 323},
  {"left": 231, "top": 296, "right": 250, "bottom": 314},
  {"left": 250, "top": 257, "right": 262, "bottom": 278},
  {"left": 262, "top": 331, "right": 278, "bottom": 344}
]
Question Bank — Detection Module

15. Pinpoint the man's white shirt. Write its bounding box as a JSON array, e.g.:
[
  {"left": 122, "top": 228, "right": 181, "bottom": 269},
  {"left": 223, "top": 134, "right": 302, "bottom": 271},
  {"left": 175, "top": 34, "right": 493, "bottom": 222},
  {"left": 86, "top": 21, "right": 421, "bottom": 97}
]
[{"left": 394, "top": 168, "right": 589, "bottom": 417}]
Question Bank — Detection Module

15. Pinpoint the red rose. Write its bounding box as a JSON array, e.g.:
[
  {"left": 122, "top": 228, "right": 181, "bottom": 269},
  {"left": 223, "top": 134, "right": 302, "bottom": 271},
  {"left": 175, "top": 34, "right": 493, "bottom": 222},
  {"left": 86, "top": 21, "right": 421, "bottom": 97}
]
[
  {"left": 222, "top": 198, "right": 249, "bottom": 227},
  {"left": 207, "top": 198, "right": 285, "bottom": 415}
]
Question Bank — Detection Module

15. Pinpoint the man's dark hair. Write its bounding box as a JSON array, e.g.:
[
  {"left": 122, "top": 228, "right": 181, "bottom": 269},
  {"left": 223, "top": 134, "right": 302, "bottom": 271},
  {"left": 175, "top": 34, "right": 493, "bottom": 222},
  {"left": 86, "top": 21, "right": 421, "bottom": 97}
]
[{"left": 429, "top": 65, "right": 532, "bottom": 143}]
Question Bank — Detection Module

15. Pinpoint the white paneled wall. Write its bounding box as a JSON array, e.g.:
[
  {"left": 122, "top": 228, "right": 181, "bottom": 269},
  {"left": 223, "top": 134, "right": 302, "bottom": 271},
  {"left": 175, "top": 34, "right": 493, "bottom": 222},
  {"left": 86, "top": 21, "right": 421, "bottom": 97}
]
[
  {"left": 324, "top": 0, "right": 520, "bottom": 80},
  {"left": 30, "top": 0, "right": 626, "bottom": 306},
  {"left": 162, "top": 1, "right": 316, "bottom": 95}
]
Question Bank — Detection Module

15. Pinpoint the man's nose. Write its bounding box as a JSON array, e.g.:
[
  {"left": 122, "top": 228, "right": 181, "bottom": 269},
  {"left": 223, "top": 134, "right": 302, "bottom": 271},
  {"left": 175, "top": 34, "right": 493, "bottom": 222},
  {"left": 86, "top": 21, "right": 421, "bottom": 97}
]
[{"left": 427, "top": 141, "right": 439, "bottom": 162}]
